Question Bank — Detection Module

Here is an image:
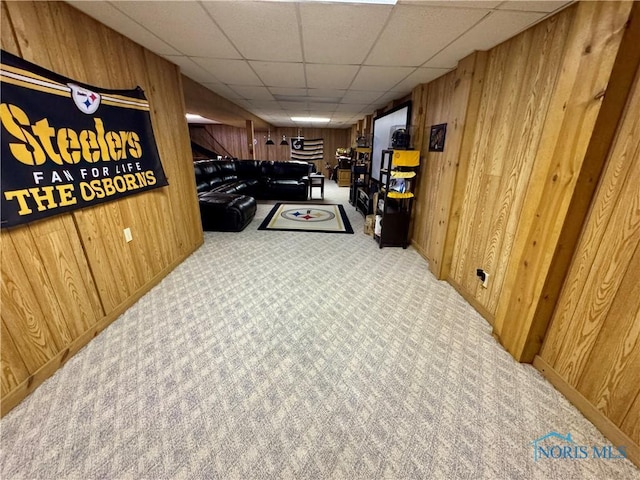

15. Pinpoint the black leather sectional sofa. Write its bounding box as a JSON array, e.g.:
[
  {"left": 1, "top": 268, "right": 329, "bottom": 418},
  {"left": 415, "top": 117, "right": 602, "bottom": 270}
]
[{"left": 194, "top": 159, "right": 313, "bottom": 232}]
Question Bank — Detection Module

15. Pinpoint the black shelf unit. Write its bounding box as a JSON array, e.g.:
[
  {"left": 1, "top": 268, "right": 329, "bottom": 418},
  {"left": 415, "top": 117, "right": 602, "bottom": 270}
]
[
  {"left": 374, "top": 149, "right": 419, "bottom": 248},
  {"left": 350, "top": 147, "right": 372, "bottom": 215}
]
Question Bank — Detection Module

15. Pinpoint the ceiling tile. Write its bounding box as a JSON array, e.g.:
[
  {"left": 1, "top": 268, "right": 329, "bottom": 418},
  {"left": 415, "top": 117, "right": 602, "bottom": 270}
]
[
  {"left": 243, "top": 100, "right": 282, "bottom": 110},
  {"left": 202, "top": 2, "right": 302, "bottom": 62},
  {"left": 279, "top": 101, "right": 311, "bottom": 112},
  {"left": 425, "top": 10, "right": 547, "bottom": 68},
  {"left": 335, "top": 103, "right": 370, "bottom": 114},
  {"left": 399, "top": 1, "right": 502, "bottom": 7},
  {"left": 307, "top": 103, "right": 338, "bottom": 113},
  {"left": 112, "top": 2, "right": 240, "bottom": 58},
  {"left": 68, "top": 0, "right": 566, "bottom": 128},
  {"left": 300, "top": 3, "right": 392, "bottom": 64},
  {"left": 497, "top": 1, "right": 573, "bottom": 13},
  {"left": 365, "top": 5, "right": 488, "bottom": 66},
  {"left": 269, "top": 87, "right": 308, "bottom": 97},
  {"left": 304, "top": 96, "right": 343, "bottom": 104},
  {"left": 191, "top": 58, "right": 263, "bottom": 86},
  {"left": 68, "top": 1, "right": 181, "bottom": 56},
  {"left": 164, "top": 55, "right": 222, "bottom": 84},
  {"left": 306, "top": 65, "right": 360, "bottom": 90},
  {"left": 201, "top": 83, "right": 244, "bottom": 100},
  {"left": 249, "top": 62, "right": 306, "bottom": 88},
  {"left": 341, "top": 90, "right": 384, "bottom": 104},
  {"left": 269, "top": 113, "right": 297, "bottom": 122},
  {"left": 350, "top": 66, "right": 414, "bottom": 91},
  {"left": 229, "top": 86, "right": 275, "bottom": 101},
  {"left": 307, "top": 89, "right": 347, "bottom": 99},
  {"left": 373, "top": 91, "right": 408, "bottom": 106},
  {"left": 393, "top": 67, "right": 450, "bottom": 91}
]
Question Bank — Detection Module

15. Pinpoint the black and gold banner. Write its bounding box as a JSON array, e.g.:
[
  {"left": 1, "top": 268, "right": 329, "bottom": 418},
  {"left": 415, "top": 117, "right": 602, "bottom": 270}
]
[
  {"left": 291, "top": 138, "right": 324, "bottom": 162},
  {"left": 0, "top": 50, "right": 169, "bottom": 228}
]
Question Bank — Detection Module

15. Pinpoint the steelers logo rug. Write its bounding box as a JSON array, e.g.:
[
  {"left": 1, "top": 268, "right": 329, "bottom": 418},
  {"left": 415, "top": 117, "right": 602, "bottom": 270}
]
[{"left": 258, "top": 203, "right": 353, "bottom": 234}]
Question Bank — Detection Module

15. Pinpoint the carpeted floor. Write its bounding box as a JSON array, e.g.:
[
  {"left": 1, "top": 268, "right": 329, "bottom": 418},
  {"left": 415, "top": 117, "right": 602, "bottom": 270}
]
[{"left": 1, "top": 182, "right": 637, "bottom": 479}]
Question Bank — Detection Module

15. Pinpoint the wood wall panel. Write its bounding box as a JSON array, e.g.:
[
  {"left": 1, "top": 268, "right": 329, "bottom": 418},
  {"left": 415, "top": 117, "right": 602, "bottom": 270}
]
[
  {"left": 449, "top": 9, "right": 573, "bottom": 319},
  {"left": 1, "top": 237, "right": 62, "bottom": 372},
  {"left": 539, "top": 62, "right": 640, "bottom": 456},
  {"left": 9, "top": 219, "right": 102, "bottom": 340},
  {"left": 521, "top": 1, "right": 640, "bottom": 369},
  {"left": 0, "top": 320, "right": 28, "bottom": 397},
  {"left": 1, "top": 1, "right": 17, "bottom": 53},
  {"left": 1, "top": 1, "right": 203, "bottom": 414},
  {"left": 411, "top": 53, "right": 486, "bottom": 279},
  {"left": 622, "top": 392, "right": 640, "bottom": 446},
  {"left": 411, "top": 72, "right": 455, "bottom": 270},
  {"left": 495, "top": 1, "right": 634, "bottom": 359}
]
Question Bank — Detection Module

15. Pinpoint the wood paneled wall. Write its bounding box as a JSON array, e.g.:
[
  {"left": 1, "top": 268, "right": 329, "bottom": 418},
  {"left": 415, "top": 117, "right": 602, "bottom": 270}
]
[
  {"left": 449, "top": 6, "right": 575, "bottom": 320},
  {"left": 411, "top": 52, "right": 486, "bottom": 281},
  {"left": 406, "top": 1, "right": 634, "bottom": 342},
  {"left": 190, "top": 124, "right": 351, "bottom": 173},
  {"left": 536, "top": 63, "right": 640, "bottom": 464},
  {"left": 496, "top": 1, "right": 640, "bottom": 363},
  {"left": 1, "top": 1, "right": 203, "bottom": 414}
]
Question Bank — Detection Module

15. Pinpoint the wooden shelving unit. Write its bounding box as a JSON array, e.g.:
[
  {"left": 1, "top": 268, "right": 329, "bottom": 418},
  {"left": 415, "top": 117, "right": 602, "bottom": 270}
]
[
  {"left": 350, "top": 147, "right": 372, "bottom": 214},
  {"left": 375, "top": 149, "right": 419, "bottom": 248}
]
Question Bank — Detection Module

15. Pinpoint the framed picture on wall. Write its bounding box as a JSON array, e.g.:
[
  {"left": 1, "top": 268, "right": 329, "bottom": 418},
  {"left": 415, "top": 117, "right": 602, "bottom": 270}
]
[{"left": 429, "top": 123, "right": 447, "bottom": 152}]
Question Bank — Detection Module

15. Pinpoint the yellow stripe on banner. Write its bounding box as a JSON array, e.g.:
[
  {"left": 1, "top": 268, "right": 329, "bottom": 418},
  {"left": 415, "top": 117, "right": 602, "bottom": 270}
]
[
  {"left": 105, "top": 93, "right": 150, "bottom": 106},
  {"left": 0, "top": 63, "right": 66, "bottom": 87},
  {"left": 0, "top": 75, "right": 71, "bottom": 98},
  {"left": 1, "top": 76, "right": 150, "bottom": 112},
  {"left": 101, "top": 99, "right": 150, "bottom": 111}
]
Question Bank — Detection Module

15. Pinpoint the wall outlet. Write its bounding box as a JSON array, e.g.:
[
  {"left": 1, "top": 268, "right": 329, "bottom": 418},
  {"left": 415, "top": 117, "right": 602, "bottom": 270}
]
[
  {"left": 476, "top": 268, "right": 489, "bottom": 288},
  {"left": 124, "top": 227, "right": 133, "bottom": 243}
]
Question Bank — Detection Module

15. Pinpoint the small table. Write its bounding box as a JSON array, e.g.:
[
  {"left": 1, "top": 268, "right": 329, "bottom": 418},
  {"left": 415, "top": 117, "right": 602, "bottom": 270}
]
[{"left": 308, "top": 174, "right": 325, "bottom": 199}]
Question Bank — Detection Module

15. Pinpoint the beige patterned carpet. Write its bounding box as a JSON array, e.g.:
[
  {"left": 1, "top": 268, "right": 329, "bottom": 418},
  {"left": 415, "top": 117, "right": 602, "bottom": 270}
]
[{"left": 1, "top": 182, "right": 637, "bottom": 479}]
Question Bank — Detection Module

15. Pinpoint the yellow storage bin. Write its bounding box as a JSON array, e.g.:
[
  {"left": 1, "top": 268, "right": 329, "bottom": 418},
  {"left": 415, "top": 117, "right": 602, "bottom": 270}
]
[
  {"left": 387, "top": 192, "right": 415, "bottom": 199},
  {"left": 392, "top": 150, "right": 420, "bottom": 167}
]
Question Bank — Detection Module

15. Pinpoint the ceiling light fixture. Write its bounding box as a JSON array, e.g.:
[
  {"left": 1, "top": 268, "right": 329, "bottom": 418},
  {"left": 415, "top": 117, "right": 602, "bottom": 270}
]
[
  {"left": 291, "top": 116, "right": 330, "bottom": 123},
  {"left": 280, "top": 135, "right": 289, "bottom": 146},
  {"left": 265, "top": 128, "right": 275, "bottom": 145}
]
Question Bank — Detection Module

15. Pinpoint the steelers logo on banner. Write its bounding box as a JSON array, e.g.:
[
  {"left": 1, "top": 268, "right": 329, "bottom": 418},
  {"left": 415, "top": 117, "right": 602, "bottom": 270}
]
[
  {"left": 291, "top": 138, "right": 304, "bottom": 150},
  {"left": 69, "top": 83, "right": 101, "bottom": 115}
]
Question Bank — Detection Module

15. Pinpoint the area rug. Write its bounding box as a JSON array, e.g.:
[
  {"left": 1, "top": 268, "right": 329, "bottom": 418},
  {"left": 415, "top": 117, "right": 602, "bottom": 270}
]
[{"left": 258, "top": 203, "right": 354, "bottom": 234}]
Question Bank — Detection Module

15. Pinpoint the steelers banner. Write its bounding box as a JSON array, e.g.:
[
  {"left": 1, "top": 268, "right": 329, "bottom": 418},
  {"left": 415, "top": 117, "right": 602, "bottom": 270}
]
[{"left": 0, "top": 50, "right": 169, "bottom": 228}]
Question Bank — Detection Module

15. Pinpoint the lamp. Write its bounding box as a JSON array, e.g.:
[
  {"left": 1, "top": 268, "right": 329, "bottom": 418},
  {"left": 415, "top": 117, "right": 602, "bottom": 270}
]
[
  {"left": 280, "top": 135, "right": 289, "bottom": 146},
  {"left": 265, "top": 128, "right": 275, "bottom": 145}
]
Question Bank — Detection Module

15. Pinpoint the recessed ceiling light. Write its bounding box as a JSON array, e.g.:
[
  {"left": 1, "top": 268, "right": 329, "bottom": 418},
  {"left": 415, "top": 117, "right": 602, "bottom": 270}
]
[{"left": 291, "top": 116, "right": 331, "bottom": 122}]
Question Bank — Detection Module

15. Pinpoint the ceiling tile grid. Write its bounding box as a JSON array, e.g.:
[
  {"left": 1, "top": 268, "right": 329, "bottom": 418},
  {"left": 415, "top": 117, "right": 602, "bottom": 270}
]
[{"left": 67, "top": 0, "right": 573, "bottom": 127}]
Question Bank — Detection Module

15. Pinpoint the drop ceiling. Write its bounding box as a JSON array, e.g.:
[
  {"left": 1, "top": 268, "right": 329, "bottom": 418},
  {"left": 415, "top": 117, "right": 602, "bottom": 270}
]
[{"left": 68, "top": 0, "right": 572, "bottom": 128}]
